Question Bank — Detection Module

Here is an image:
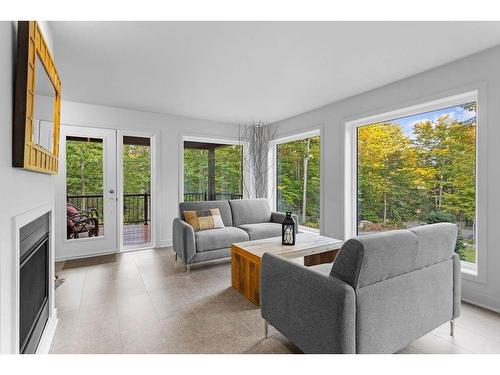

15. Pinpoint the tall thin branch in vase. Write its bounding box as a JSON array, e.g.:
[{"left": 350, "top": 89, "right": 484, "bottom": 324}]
[{"left": 239, "top": 122, "right": 278, "bottom": 200}]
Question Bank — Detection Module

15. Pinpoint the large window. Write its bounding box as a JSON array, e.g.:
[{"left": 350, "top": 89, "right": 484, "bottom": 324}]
[
  {"left": 356, "top": 101, "right": 477, "bottom": 264},
  {"left": 183, "top": 140, "right": 243, "bottom": 201},
  {"left": 276, "top": 134, "right": 320, "bottom": 229}
]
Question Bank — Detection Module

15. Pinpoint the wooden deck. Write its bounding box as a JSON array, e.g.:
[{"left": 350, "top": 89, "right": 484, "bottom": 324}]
[{"left": 78, "top": 223, "right": 151, "bottom": 247}]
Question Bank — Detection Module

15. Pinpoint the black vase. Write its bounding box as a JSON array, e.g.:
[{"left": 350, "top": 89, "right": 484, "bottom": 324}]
[{"left": 282, "top": 212, "right": 295, "bottom": 245}]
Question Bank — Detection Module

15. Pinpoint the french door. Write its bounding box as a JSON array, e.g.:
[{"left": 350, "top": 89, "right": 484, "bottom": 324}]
[{"left": 56, "top": 125, "right": 155, "bottom": 260}]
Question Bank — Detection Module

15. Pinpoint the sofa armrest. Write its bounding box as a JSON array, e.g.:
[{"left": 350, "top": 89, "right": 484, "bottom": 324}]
[
  {"left": 172, "top": 218, "right": 196, "bottom": 264},
  {"left": 271, "top": 211, "right": 298, "bottom": 233},
  {"left": 260, "top": 252, "right": 356, "bottom": 353}
]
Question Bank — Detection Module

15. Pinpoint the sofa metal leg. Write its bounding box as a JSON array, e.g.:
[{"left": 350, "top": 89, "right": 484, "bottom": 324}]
[
  {"left": 450, "top": 320, "right": 455, "bottom": 336},
  {"left": 264, "top": 320, "right": 269, "bottom": 338},
  {"left": 174, "top": 253, "right": 178, "bottom": 262},
  {"left": 186, "top": 263, "right": 191, "bottom": 276}
]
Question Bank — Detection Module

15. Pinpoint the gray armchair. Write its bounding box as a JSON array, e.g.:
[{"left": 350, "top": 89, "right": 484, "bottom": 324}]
[{"left": 260, "top": 223, "right": 461, "bottom": 353}]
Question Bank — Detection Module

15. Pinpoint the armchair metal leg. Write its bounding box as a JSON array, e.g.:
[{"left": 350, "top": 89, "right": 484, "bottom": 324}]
[
  {"left": 450, "top": 320, "right": 455, "bottom": 336},
  {"left": 186, "top": 263, "right": 191, "bottom": 276},
  {"left": 264, "top": 320, "right": 269, "bottom": 338},
  {"left": 174, "top": 253, "right": 178, "bottom": 262}
]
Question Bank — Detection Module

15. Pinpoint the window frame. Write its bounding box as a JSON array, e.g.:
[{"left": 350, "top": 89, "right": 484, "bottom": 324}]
[
  {"left": 269, "top": 128, "right": 322, "bottom": 232},
  {"left": 344, "top": 90, "right": 486, "bottom": 281}
]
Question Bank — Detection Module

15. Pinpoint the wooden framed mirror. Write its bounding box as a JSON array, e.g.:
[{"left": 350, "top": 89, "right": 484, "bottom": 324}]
[{"left": 13, "top": 21, "right": 61, "bottom": 174}]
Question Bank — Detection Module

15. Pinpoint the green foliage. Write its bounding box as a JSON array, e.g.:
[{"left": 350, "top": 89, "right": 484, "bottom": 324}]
[
  {"left": 123, "top": 144, "right": 151, "bottom": 194},
  {"left": 357, "top": 123, "right": 418, "bottom": 226},
  {"left": 66, "top": 139, "right": 151, "bottom": 224},
  {"left": 215, "top": 145, "right": 243, "bottom": 194},
  {"left": 360, "top": 210, "right": 380, "bottom": 223},
  {"left": 66, "top": 140, "right": 151, "bottom": 196},
  {"left": 184, "top": 148, "right": 208, "bottom": 194},
  {"left": 276, "top": 136, "right": 320, "bottom": 228},
  {"left": 183, "top": 144, "right": 243, "bottom": 196},
  {"left": 455, "top": 232, "right": 467, "bottom": 260},
  {"left": 425, "top": 210, "right": 456, "bottom": 224},
  {"left": 357, "top": 103, "right": 477, "bottom": 263},
  {"left": 66, "top": 139, "right": 104, "bottom": 196}
]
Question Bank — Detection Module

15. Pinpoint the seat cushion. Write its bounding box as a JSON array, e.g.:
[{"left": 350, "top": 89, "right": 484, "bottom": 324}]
[
  {"left": 229, "top": 198, "right": 272, "bottom": 226},
  {"left": 238, "top": 222, "right": 282, "bottom": 240},
  {"left": 195, "top": 227, "right": 249, "bottom": 252}
]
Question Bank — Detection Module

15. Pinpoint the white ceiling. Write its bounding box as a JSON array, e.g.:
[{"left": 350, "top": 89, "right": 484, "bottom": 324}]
[{"left": 51, "top": 21, "right": 500, "bottom": 124}]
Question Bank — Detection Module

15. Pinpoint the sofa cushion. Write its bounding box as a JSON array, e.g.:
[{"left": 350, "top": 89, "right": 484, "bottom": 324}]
[
  {"left": 229, "top": 198, "right": 272, "bottom": 227},
  {"left": 195, "top": 227, "right": 249, "bottom": 252},
  {"left": 238, "top": 222, "right": 282, "bottom": 240},
  {"left": 183, "top": 208, "right": 225, "bottom": 231},
  {"left": 180, "top": 200, "right": 233, "bottom": 227}
]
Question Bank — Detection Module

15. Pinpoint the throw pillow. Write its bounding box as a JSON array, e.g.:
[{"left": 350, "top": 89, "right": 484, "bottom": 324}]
[{"left": 183, "top": 208, "right": 225, "bottom": 231}]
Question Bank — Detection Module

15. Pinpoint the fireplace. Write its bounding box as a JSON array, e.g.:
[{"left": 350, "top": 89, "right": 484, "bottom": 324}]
[{"left": 19, "top": 213, "right": 50, "bottom": 354}]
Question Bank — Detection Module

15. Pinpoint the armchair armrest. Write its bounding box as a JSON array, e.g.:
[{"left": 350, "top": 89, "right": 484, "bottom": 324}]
[
  {"left": 172, "top": 218, "right": 196, "bottom": 264},
  {"left": 260, "top": 252, "right": 356, "bottom": 353},
  {"left": 271, "top": 211, "right": 298, "bottom": 233}
]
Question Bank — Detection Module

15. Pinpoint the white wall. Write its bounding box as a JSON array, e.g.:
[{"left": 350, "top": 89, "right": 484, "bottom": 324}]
[
  {"left": 272, "top": 44, "right": 500, "bottom": 312},
  {"left": 0, "top": 21, "right": 56, "bottom": 353},
  {"left": 56, "top": 100, "right": 240, "bottom": 258}
]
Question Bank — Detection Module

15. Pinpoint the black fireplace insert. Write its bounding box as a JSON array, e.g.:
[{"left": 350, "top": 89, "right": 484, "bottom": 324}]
[{"left": 19, "top": 213, "right": 50, "bottom": 354}]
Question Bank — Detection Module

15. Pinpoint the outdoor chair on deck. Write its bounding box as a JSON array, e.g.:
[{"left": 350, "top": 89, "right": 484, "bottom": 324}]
[{"left": 66, "top": 203, "right": 100, "bottom": 239}]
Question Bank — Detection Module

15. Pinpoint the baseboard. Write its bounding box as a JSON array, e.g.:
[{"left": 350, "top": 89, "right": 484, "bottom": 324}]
[
  {"left": 461, "top": 297, "right": 500, "bottom": 315},
  {"left": 158, "top": 239, "right": 173, "bottom": 248},
  {"left": 36, "top": 309, "right": 58, "bottom": 354},
  {"left": 55, "top": 249, "right": 117, "bottom": 262}
]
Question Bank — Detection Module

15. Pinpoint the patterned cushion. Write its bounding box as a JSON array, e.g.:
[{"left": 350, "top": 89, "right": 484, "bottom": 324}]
[{"left": 183, "top": 208, "right": 225, "bottom": 232}]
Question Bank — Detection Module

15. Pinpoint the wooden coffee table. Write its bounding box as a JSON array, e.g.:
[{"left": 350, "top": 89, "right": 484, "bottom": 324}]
[{"left": 231, "top": 232, "right": 343, "bottom": 305}]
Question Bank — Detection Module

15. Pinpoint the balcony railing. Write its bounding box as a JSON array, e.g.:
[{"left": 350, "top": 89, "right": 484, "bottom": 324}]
[
  {"left": 67, "top": 193, "right": 151, "bottom": 225},
  {"left": 183, "top": 192, "right": 243, "bottom": 202},
  {"left": 67, "top": 192, "right": 241, "bottom": 224}
]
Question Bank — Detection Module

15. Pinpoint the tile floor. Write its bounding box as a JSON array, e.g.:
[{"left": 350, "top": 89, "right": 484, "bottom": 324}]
[{"left": 50, "top": 247, "right": 500, "bottom": 354}]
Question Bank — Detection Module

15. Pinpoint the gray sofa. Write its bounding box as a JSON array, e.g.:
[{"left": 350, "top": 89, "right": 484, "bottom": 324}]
[
  {"left": 172, "top": 198, "right": 297, "bottom": 271},
  {"left": 260, "top": 223, "right": 461, "bottom": 353}
]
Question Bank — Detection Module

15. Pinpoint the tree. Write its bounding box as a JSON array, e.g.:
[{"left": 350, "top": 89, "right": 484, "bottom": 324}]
[
  {"left": 276, "top": 136, "right": 320, "bottom": 228},
  {"left": 66, "top": 139, "right": 104, "bottom": 197},
  {"left": 215, "top": 145, "right": 243, "bottom": 195},
  {"left": 356, "top": 105, "right": 477, "bottom": 263},
  {"left": 357, "top": 124, "right": 418, "bottom": 225},
  {"left": 183, "top": 144, "right": 243, "bottom": 199},
  {"left": 413, "top": 115, "right": 476, "bottom": 224},
  {"left": 123, "top": 144, "right": 151, "bottom": 194}
]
